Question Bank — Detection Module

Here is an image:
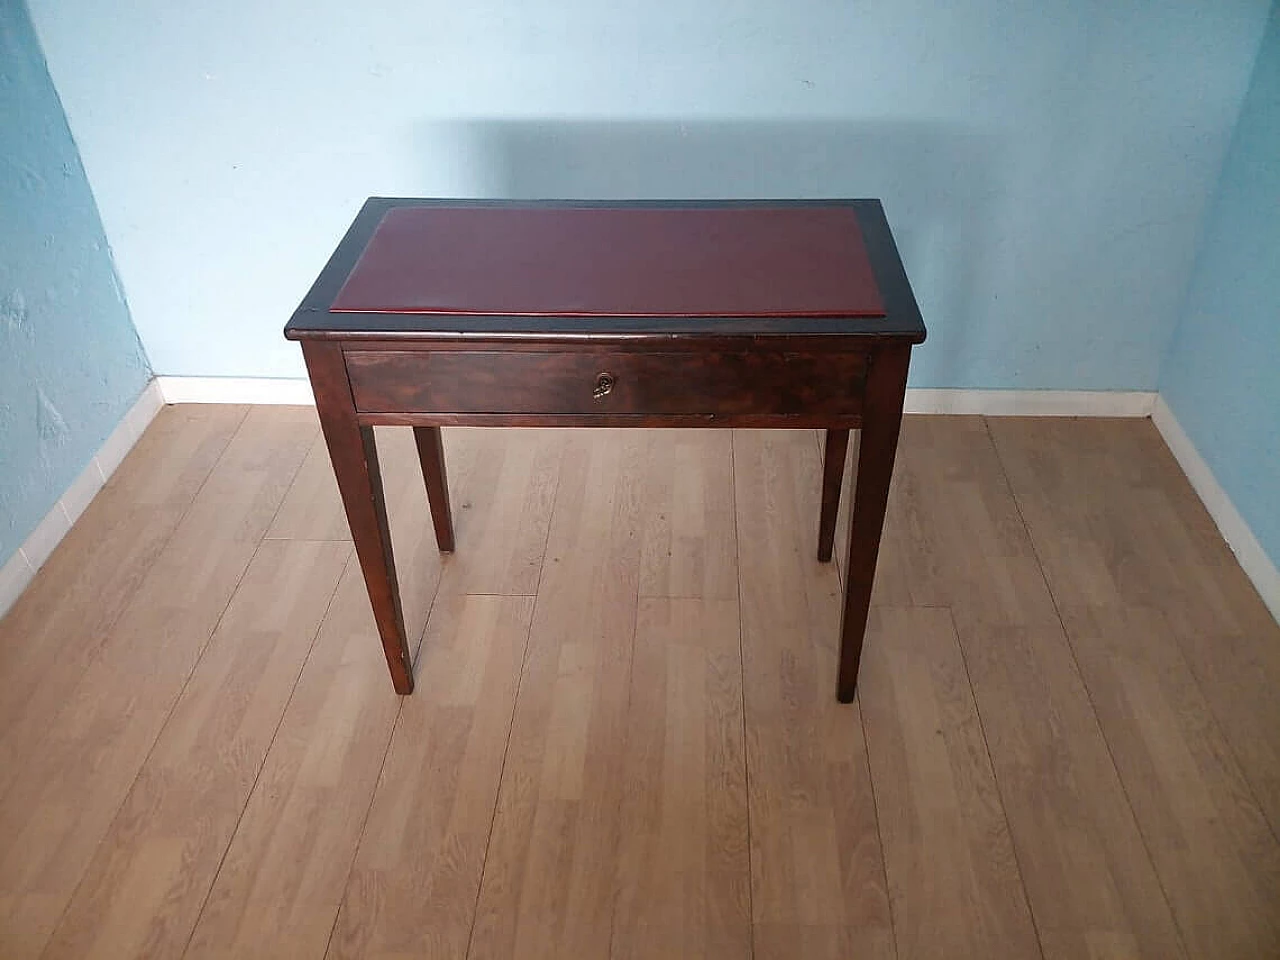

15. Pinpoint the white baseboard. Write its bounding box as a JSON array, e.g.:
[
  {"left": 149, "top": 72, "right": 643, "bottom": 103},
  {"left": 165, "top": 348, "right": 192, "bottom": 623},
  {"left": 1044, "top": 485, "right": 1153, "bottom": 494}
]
[
  {"left": 155, "top": 377, "right": 1155, "bottom": 418},
  {"left": 1152, "top": 396, "right": 1280, "bottom": 624},
  {"left": 0, "top": 380, "right": 164, "bottom": 618},
  {"left": 905, "top": 389, "right": 1155, "bottom": 416},
  {"left": 156, "top": 376, "right": 315, "bottom": 405}
]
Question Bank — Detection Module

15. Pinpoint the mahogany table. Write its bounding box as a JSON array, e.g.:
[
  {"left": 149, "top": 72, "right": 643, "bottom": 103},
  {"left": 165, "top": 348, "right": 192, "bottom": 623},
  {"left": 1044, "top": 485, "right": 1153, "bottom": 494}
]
[{"left": 285, "top": 198, "right": 926, "bottom": 702}]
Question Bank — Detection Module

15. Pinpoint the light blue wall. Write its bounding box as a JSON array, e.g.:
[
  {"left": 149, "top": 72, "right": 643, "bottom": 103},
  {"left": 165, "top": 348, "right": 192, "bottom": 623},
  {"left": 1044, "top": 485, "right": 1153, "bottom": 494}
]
[
  {"left": 1161, "top": 4, "right": 1280, "bottom": 570},
  {"left": 25, "top": 0, "right": 1270, "bottom": 389},
  {"left": 0, "top": 1, "right": 151, "bottom": 563}
]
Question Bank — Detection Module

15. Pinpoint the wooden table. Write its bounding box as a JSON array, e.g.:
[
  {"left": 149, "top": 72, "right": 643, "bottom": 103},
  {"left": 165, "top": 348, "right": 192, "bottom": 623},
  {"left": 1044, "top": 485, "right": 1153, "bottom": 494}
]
[{"left": 286, "top": 199, "right": 925, "bottom": 701}]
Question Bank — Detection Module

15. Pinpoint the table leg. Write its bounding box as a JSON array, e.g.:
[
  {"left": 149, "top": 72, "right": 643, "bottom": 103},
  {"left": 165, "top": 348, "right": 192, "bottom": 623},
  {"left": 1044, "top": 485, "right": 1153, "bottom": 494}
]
[
  {"left": 303, "top": 341, "right": 414, "bottom": 695},
  {"left": 817, "top": 428, "right": 849, "bottom": 562},
  {"left": 413, "top": 426, "right": 455, "bottom": 552},
  {"left": 837, "top": 345, "right": 910, "bottom": 703}
]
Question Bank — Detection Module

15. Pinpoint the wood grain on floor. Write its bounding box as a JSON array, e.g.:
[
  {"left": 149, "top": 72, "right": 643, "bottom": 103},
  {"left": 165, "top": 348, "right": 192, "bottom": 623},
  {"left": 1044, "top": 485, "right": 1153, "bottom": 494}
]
[
  {"left": 889, "top": 417, "right": 1189, "bottom": 960},
  {"left": 611, "top": 596, "right": 750, "bottom": 960},
  {"left": 733, "top": 429, "right": 894, "bottom": 960},
  {"left": 43, "top": 539, "right": 350, "bottom": 960},
  {"left": 1, "top": 405, "right": 313, "bottom": 959},
  {"left": 0, "top": 409, "right": 1276, "bottom": 959},
  {"left": 990, "top": 418, "right": 1280, "bottom": 835},
  {"left": 858, "top": 606, "right": 1041, "bottom": 960},
  {"left": 326, "top": 592, "right": 536, "bottom": 960},
  {"left": 468, "top": 431, "right": 648, "bottom": 960}
]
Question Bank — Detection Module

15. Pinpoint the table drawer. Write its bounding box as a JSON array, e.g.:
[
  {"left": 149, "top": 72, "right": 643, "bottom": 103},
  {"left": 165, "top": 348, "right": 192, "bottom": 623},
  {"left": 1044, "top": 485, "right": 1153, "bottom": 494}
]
[{"left": 345, "top": 349, "right": 868, "bottom": 418}]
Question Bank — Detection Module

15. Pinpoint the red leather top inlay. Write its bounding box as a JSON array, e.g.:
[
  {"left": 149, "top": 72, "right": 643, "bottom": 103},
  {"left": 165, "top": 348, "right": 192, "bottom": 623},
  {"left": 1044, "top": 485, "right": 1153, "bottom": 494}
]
[{"left": 330, "top": 206, "right": 884, "bottom": 318}]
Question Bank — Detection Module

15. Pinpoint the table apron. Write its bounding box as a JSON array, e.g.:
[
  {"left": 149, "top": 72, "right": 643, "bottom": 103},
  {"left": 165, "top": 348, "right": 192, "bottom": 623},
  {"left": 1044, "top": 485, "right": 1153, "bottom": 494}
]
[
  {"left": 343, "top": 347, "right": 871, "bottom": 420},
  {"left": 354, "top": 411, "right": 866, "bottom": 428}
]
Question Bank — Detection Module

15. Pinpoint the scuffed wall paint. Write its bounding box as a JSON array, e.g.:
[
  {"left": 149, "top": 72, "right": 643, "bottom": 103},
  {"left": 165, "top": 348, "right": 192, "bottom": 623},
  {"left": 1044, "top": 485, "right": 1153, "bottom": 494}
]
[{"left": 0, "top": 1, "right": 151, "bottom": 564}]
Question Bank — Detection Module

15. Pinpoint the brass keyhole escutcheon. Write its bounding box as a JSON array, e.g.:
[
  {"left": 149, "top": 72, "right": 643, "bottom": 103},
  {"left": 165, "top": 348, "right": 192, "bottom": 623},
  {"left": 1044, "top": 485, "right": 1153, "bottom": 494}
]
[{"left": 592, "top": 371, "right": 616, "bottom": 400}]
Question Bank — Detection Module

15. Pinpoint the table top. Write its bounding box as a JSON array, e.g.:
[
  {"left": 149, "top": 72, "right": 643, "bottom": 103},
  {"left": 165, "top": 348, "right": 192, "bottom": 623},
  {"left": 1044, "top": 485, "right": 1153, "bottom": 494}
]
[{"left": 286, "top": 198, "right": 926, "bottom": 343}]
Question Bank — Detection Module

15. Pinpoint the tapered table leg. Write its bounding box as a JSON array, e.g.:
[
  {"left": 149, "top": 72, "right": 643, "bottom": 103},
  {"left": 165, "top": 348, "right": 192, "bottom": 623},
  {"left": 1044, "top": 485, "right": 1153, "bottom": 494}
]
[
  {"left": 837, "top": 345, "right": 910, "bottom": 703},
  {"left": 817, "top": 428, "right": 849, "bottom": 562},
  {"left": 303, "top": 341, "right": 414, "bottom": 695},
  {"left": 413, "top": 425, "right": 455, "bottom": 552}
]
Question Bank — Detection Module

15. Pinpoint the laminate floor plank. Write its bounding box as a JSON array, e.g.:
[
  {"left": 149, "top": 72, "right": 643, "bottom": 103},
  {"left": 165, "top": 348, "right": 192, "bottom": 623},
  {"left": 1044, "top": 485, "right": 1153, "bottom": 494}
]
[
  {"left": 181, "top": 559, "right": 430, "bottom": 960},
  {"left": 989, "top": 418, "right": 1280, "bottom": 831},
  {"left": 987, "top": 419, "right": 1232, "bottom": 612},
  {"left": 0, "top": 404, "right": 247, "bottom": 786},
  {"left": 42, "top": 540, "right": 349, "bottom": 960},
  {"left": 468, "top": 431, "right": 648, "bottom": 960},
  {"left": 609, "top": 597, "right": 751, "bottom": 960},
  {"left": 859, "top": 606, "right": 1041, "bottom": 960},
  {"left": 1061, "top": 604, "right": 1280, "bottom": 959},
  {"left": 891, "top": 416, "right": 1188, "bottom": 960},
  {"left": 324, "top": 592, "right": 535, "bottom": 960},
  {"left": 180, "top": 431, "right": 454, "bottom": 959},
  {"left": 185, "top": 426, "right": 565, "bottom": 959},
  {"left": 266, "top": 421, "right": 357, "bottom": 542},
  {"left": 637, "top": 431, "right": 738, "bottom": 601},
  {"left": 0, "top": 405, "right": 314, "bottom": 959},
  {"left": 436, "top": 429, "right": 567, "bottom": 597},
  {"left": 732, "top": 428, "right": 894, "bottom": 960}
]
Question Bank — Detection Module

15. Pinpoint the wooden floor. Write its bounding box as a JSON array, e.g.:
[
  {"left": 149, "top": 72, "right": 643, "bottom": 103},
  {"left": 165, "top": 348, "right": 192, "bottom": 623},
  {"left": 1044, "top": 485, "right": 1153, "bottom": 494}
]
[{"left": 1, "top": 407, "right": 1278, "bottom": 960}]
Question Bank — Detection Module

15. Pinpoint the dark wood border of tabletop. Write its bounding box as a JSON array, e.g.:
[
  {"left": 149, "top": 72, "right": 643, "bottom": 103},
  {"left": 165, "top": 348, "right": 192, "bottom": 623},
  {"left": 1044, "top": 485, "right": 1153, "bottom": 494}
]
[{"left": 287, "top": 198, "right": 926, "bottom": 702}]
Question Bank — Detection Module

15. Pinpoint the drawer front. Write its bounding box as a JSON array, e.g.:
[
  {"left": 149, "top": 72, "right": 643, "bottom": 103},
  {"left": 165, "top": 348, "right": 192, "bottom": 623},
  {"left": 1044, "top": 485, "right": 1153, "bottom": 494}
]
[{"left": 345, "top": 349, "right": 868, "bottom": 417}]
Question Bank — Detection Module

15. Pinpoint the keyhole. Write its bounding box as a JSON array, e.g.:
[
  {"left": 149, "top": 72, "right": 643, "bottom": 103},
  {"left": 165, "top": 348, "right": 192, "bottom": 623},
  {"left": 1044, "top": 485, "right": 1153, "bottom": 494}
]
[{"left": 593, "top": 372, "right": 615, "bottom": 400}]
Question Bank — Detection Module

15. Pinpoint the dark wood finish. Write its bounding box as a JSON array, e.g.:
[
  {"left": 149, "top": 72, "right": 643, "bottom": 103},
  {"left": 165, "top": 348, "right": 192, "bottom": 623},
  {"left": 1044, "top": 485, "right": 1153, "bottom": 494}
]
[
  {"left": 331, "top": 205, "right": 885, "bottom": 318},
  {"left": 288, "top": 199, "right": 925, "bottom": 701},
  {"left": 285, "top": 199, "right": 926, "bottom": 342},
  {"left": 837, "top": 345, "right": 911, "bottom": 703},
  {"left": 302, "top": 340, "right": 414, "bottom": 694},
  {"left": 413, "top": 426, "right": 454, "bottom": 553},
  {"left": 818, "top": 428, "right": 850, "bottom": 563},
  {"left": 346, "top": 349, "right": 867, "bottom": 418},
  {"left": 355, "top": 411, "right": 865, "bottom": 429}
]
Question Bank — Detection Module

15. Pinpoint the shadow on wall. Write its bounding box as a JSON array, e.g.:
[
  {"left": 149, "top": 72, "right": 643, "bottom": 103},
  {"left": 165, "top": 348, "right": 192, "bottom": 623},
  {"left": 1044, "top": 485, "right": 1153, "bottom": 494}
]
[{"left": 416, "top": 118, "right": 1002, "bottom": 386}]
